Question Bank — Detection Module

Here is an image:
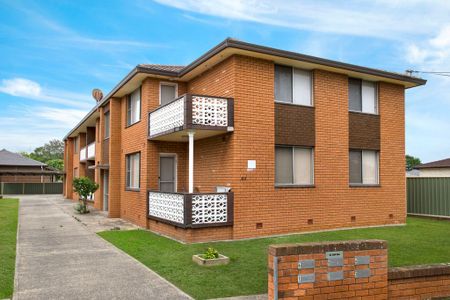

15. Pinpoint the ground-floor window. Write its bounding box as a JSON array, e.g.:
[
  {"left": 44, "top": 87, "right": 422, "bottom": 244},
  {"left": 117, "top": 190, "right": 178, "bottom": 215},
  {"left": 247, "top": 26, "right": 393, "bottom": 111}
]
[
  {"left": 275, "top": 146, "right": 314, "bottom": 185},
  {"left": 126, "top": 152, "right": 140, "bottom": 190},
  {"left": 349, "top": 150, "right": 379, "bottom": 185}
]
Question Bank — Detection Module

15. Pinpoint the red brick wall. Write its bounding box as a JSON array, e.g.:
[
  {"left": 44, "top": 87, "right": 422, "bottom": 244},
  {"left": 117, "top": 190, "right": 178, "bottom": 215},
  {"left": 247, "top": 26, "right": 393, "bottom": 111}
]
[
  {"left": 388, "top": 265, "right": 450, "bottom": 299},
  {"left": 268, "top": 240, "right": 450, "bottom": 300},
  {"left": 268, "top": 240, "right": 389, "bottom": 300}
]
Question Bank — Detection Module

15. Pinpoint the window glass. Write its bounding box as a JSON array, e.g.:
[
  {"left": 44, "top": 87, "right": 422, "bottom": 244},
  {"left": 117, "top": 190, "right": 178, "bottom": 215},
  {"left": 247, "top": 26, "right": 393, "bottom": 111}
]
[
  {"left": 293, "top": 68, "right": 312, "bottom": 106},
  {"left": 294, "top": 147, "right": 313, "bottom": 184},
  {"left": 274, "top": 65, "right": 293, "bottom": 103},
  {"left": 349, "top": 150, "right": 363, "bottom": 184},
  {"left": 127, "top": 88, "right": 141, "bottom": 125},
  {"left": 362, "top": 81, "right": 377, "bottom": 114},
  {"left": 160, "top": 84, "right": 176, "bottom": 105},
  {"left": 362, "top": 150, "right": 378, "bottom": 184},
  {"left": 349, "top": 78, "right": 362, "bottom": 111},
  {"left": 126, "top": 153, "right": 140, "bottom": 189},
  {"left": 275, "top": 147, "right": 293, "bottom": 184}
]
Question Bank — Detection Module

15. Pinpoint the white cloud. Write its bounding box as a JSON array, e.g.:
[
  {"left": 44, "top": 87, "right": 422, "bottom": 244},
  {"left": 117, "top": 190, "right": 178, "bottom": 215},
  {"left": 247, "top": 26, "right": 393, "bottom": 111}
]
[
  {"left": 0, "top": 78, "right": 92, "bottom": 109},
  {"left": 155, "top": 0, "right": 450, "bottom": 40}
]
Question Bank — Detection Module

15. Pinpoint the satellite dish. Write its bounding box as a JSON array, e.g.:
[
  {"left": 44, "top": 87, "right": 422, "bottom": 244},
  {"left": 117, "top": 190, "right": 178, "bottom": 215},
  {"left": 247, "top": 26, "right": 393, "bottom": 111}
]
[{"left": 92, "top": 89, "right": 103, "bottom": 102}]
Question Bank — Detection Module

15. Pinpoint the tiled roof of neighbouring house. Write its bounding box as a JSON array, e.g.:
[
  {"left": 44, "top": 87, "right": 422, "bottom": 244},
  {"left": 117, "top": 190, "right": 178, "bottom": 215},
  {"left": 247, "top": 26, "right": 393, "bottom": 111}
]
[
  {"left": 415, "top": 158, "right": 450, "bottom": 169},
  {"left": 0, "top": 149, "right": 46, "bottom": 166},
  {"left": 138, "top": 64, "right": 185, "bottom": 74}
]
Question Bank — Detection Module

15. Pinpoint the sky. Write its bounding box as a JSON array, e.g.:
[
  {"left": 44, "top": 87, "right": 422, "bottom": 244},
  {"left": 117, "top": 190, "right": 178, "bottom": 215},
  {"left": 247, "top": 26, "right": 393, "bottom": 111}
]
[{"left": 0, "top": 0, "right": 450, "bottom": 163}]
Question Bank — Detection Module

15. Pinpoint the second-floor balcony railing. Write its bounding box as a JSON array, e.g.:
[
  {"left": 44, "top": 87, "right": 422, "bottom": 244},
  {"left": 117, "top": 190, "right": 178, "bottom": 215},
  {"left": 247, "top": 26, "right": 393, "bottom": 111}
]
[
  {"left": 148, "top": 94, "right": 234, "bottom": 141},
  {"left": 148, "top": 191, "right": 233, "bottom": 228},
  {"left": 80, "top": 146, "right": 87, "bottom": 161},
  {"left": 80, "top": 142, "right": 95, "bottom": 162},
  {"left": 87, "top": 142, "right": 95, "bottom": 159}
]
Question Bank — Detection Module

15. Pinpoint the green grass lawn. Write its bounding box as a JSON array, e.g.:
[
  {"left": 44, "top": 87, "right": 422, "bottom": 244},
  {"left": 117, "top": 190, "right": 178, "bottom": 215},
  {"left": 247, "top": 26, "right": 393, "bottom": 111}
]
[
  {"left": 0, "top": 198, "right": 19, "bottom": 299},
  {"left": 99, "top": 217, "right": 450, "bottom": 300}
]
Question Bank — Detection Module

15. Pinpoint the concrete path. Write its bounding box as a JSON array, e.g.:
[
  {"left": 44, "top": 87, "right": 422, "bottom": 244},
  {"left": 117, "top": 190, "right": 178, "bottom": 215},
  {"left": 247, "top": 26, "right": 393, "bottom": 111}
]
[{"left": 13, "top": 195, "right": 192, "bottom": 300}]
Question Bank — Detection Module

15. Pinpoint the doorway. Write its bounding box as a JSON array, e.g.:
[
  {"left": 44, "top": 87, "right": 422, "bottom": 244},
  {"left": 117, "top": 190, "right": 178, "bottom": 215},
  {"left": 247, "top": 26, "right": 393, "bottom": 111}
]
[
  {"left": 103, "top": 171, "right": 109, "bottom": 211},
  {"left": 159, "top": 154, "right": 177, "bottom": 192}
]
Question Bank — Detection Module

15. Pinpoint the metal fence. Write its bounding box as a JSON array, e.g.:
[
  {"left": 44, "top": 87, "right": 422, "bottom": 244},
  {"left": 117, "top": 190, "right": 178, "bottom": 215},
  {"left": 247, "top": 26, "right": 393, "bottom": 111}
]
[
  {"left": 407, "top": 177, "right": 450, "bottom": 217},
  {"left": 0, "top": 182, "right": 63, "bottom": 195}
]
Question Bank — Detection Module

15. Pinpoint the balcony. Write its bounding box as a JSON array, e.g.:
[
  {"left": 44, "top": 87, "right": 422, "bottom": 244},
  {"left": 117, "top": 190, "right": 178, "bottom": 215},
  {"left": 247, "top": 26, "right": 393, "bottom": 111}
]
[
  {"left": 148, "top": 191, "right": 234, "bottom": 228},
  {"left": 80, "top": 142, "right": 95, "bottom": 162},
  {"left": 148, "top": 94, "right": 234, "bottom": 141}
]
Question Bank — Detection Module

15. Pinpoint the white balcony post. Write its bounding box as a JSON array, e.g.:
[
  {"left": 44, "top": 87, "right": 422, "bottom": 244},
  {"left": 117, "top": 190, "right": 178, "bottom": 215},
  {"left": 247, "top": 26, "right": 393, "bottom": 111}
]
[{"left": 188, "top": 131, "right": 195, "bottom": 193}]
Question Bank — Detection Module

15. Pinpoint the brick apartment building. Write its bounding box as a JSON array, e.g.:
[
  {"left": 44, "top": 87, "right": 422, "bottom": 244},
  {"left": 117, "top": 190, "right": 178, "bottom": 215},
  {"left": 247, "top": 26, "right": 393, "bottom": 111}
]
[{"left": 63, "top": 39, "right": 426, "bottom": 243}]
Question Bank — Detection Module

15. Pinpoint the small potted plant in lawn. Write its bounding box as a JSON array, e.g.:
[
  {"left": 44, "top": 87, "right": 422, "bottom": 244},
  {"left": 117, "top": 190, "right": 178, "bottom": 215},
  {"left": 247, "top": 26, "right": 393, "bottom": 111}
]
[
  {"left": 73, "top": 177, "right": 99, "bottom": 214},
  {"left": 192, "top": 247, "right": 230, "bottom": 266}
]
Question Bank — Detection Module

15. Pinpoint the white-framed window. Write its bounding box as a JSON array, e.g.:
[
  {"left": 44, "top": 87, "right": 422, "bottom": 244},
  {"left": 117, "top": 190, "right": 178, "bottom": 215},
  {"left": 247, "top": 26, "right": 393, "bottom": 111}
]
[
  {"left": 104, "top": 111, "right": 110, "bottom": 139},
  {"left": 275, "top": 146, "right": 314, "bottom": 185},
  {"left": 275, "top": 64, "right": 312, "bottom": 106},
  {"left": 127, "top": 87, "right": 141, "bottom": 126},
  {"left": 349, "top": 150, "right": 379, "bottom": 185},
  {"left": 349, "top": 78, "right": 378, "bottom": 114},
  {"left": 126, "top": 152, "right": 140, "bottom": 189},
  {"left": 159, "top": 82, "right": 178, "bottom": 106}
]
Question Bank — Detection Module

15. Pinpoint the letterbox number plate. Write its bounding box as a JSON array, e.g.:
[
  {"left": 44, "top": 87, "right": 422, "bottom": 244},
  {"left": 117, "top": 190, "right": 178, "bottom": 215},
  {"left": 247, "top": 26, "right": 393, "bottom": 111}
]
[
  {"left": 355, "top": 269, "right": 371, "bottom": 278},
  {"left": 298, "top": 259, "right": 315, "bottom": 269},
  {"left": 328, "top": 271, "right": 344, "bottom": 281},
  {"left": 326, "top": 251, "right": 343, "bottom": 259},
  {"left": 355, "top": 256, "right": 370, "bottom": 265},
  {"left": 298, "top": 273, "right": 315, "bottom": 283}
]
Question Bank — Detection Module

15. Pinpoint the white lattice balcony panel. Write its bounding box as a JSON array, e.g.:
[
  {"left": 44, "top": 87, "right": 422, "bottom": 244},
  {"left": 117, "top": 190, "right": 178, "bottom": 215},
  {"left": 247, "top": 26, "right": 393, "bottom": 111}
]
[
  {"left": 147, "top": 191, "right": 233, "bottom": 228},
  {"left": 87, "top": 142, "right": 95, "bottom": 159},
  {"left": 148, "top": 94, "right": 234, "bottom": 141},
  {"left": 148, "top": 192, "right": 185, "bottom": 225},
  {"left": 79, "top": 147, "right": 87, "bottom": 161}
]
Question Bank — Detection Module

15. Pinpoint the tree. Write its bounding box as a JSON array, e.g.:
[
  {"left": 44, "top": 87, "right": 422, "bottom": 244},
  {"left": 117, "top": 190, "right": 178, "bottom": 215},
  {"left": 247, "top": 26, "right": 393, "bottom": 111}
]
[
  {"left": 406, "top": 155, "right": 421, "bottom": 171},
  {"left": 28, "top": 139, "right": 64, "bottom": 163},
  {"left": 73, "top": 177, "right": 99, "bottom": 214},
  {"left": 46, "top": 159, "right": 64, "bottom": 171}
]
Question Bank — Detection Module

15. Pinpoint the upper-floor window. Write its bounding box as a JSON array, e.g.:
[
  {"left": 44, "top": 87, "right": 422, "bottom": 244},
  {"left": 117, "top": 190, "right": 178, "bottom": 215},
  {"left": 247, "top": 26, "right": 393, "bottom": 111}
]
[
  {"left": 160, "top": 82, "right": 177, "bottom": 105},
  {"left": 275, "top": 146, "right": 314, "bottom": 186},
  {"left": 275, "top": 64, "right": 312, "bottom": 106},
  {"left": 349, "top": 78, "right": 378, "bottom": 114},
  {"left": 74, "top": 136, "right": 79, "bottom": 154},
  {"left": 104, "top": 111, "right": 110, "bottom": 139},
  {"left": 349, "top": 150, "right": 379, "bottom": 185},
  {"left": 126, "top": 152, "right": 140, "bottom": 190},
  {"left": 127, "top": 87, "right": 141, "bottom": 126}
]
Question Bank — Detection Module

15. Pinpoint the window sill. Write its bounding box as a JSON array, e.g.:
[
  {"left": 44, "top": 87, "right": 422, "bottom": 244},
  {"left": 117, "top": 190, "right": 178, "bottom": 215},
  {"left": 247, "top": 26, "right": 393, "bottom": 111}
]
[
  {"left": 349, "top": 110, "right": 379, "bottom": 116},
  {"left": 125, "top": 120, "right": 141, "bottom": 129},
  {"left": 349, "top": 184, "right": 381, "bottom": 188},
  {"left": 125, "top": 187, "right": 140, "bottom": 192},
  {"left": 275, "top": 100, "right": 314, "bottom": 108},
  {"left": 275, "top": 184, "right": 315, "bottom": 189}
]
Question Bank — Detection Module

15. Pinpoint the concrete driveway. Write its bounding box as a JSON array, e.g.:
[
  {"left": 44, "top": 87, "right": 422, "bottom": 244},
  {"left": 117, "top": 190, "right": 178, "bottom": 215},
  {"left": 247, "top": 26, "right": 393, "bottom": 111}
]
[{"left": 13, "top": 195, "right": 192, "bottom": 300}]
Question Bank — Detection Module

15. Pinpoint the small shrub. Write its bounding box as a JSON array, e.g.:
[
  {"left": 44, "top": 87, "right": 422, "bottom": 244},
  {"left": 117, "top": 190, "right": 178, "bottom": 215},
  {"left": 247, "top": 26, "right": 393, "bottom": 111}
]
[
  {"left": 203, "top": 247, "right": 219, "bottom": 259},
  {"left": 73, "top": 177, "right": 99, "bottom": 214}
]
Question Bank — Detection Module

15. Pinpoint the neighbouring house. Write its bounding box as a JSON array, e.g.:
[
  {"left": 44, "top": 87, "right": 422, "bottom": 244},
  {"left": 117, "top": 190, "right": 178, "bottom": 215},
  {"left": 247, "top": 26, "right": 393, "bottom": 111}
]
[
  {"left": 408, "top": 158, "right": 450, "bottom": 177},
  {"left": 0, "top": 149, "right": 61, "bottom": 183},
  {"left": 63, "top": 38, "right": 426, "bottom": 243}
]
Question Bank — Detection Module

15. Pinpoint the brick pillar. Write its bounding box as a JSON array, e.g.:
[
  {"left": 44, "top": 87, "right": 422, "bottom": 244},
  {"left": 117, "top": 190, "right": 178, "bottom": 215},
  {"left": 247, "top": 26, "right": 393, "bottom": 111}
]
[
  {"left": 64, "top": 139, "right": 74, "bottom": 198},
  {"left": 268, "top": 240, "right": 388, "bottom": 299},
  {"left": 108, "top": 98, "right": 122, "bottom": 217}
]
